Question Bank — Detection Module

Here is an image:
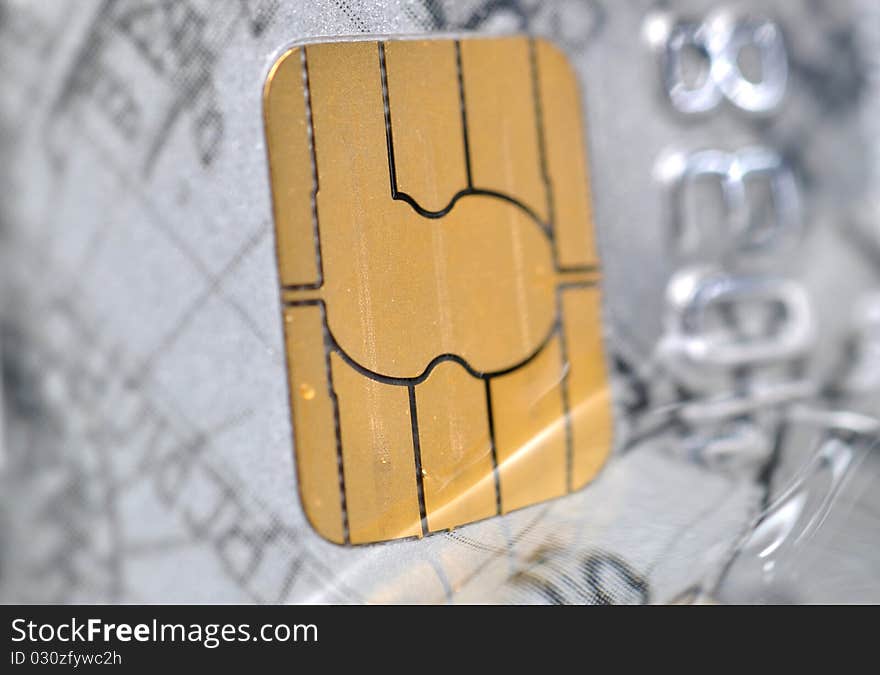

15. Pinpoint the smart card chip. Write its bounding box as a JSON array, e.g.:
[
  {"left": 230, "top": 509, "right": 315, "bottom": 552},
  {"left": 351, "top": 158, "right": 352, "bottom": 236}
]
[{"left": 263, "top": 36, "right": 611, "bottom": 544}]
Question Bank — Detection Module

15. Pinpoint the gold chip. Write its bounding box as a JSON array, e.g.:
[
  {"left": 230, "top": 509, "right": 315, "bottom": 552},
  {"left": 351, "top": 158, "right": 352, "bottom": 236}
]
[{"left": 263, "top": 36, "right": 612, "bottom": 544}]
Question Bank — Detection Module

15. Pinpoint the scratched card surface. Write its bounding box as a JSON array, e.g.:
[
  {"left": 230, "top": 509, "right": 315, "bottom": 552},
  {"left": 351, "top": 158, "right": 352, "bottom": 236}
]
[{"left": 264, "top": 37, "right": 612, "bottom": 544}]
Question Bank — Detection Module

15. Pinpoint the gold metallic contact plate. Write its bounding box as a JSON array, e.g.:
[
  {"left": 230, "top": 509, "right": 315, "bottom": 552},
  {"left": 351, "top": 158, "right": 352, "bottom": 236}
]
[{"left": 264, "top": 35, "right": 611, "bottom": 544}]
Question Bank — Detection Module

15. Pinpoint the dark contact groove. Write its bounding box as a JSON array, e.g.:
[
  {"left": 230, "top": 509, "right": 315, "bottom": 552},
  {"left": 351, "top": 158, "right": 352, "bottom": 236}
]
[
  {"left": 484, "top": 379, "right": 503, "bottom": 516},
  {"left": 285, "top": 47, "right": 325, "bottom": 292},
  {"left": 408, "top": 386, "right": 430, "bottom": 536},
  {"left": 455, "top": 39, "right": 474, "bottom": 188}
]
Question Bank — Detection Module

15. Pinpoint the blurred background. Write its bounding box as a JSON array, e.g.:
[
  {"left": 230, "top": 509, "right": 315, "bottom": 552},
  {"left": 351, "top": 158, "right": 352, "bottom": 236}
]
[{"left": 1, "top": 0, "right": 877, "bottom": 603}]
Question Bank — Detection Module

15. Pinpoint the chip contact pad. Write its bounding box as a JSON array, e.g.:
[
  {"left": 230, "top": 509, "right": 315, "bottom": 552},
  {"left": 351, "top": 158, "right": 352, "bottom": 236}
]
[{"left": 264, "top": 36, "right": 611, "bottom": 544}]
